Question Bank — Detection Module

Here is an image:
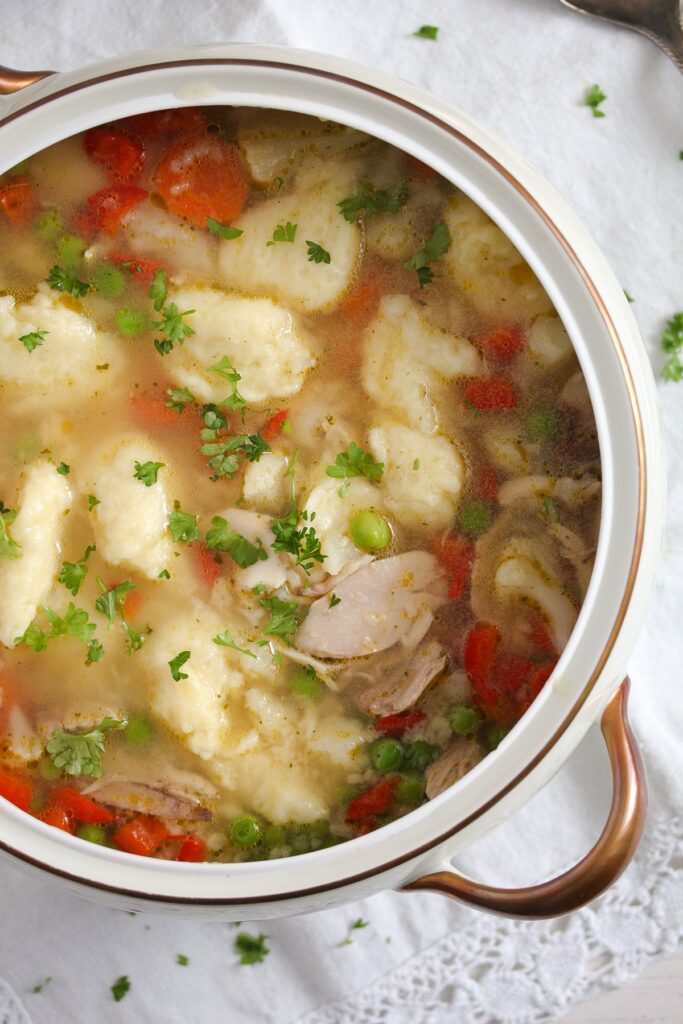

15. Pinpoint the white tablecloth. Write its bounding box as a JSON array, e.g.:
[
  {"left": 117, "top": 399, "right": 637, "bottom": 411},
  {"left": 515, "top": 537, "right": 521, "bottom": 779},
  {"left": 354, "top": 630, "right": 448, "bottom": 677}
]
[{"left": 1, "top": 2, "right": 682, "bottom": 1022}]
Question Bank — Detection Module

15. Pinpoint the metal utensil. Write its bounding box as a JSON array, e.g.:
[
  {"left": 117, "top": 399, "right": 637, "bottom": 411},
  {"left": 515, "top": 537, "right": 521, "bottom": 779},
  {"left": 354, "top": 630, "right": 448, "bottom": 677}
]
[{"left": 559, "top": 0, "right": 683, "bottom": 71}]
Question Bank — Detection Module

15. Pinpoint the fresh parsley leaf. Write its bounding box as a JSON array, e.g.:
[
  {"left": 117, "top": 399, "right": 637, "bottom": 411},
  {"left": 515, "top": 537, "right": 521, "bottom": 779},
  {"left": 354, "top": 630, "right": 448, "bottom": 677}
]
[
  {"left": 15, "top": 603, "right": 103, "bottom": 666},
  {"left": 338, "top": 918, "right": 369, "bottom": 947},
  {"left": 207, "top": 217, "right": 243, "bottom": 240},
  {"left": 306, "top": 240, "right": 331, "bottom": 264},
  {"left": 266, "top": 221, "right": 297, "bottom": 246},
  {"left": 47, "top": 264, "right": 90, "bottom": 298},
  {"left": 235, "top": 932, "right": 270, "bottom": 965},
  {"left": 31, "top": 977, "right": 52, "bottom": 994},
  {"left": 585, "top": 83, "right": 607, "bottom": 118},
  {"left": 19, "top": 329, "right": 48, "bottom": 353},
  {"left": 176, "top": 954, "right": 190, "bottom": 966},
  {"left": 662, "top": 312, "right": 683, "bottom": 382},
  {"left": 149, "top": 268, "right": 168, "bottom": 311},
  {"left": 200, "top": 432, "right": 270, "bottom": 482},
  {"left": 165, "top": 386, "right": 195, "bottom": 413},
  {"left": 337, "top": 180, "right": 409, "bottom": 222},
  {"left": 404, "top": 221, "right": 452, "bottom": 288},
  {"left": 95, "top": 578, "right": 135, "bottom": 626},
  {"left": 205, "top": 515, "right": 268, "bottom": 568},
  {"left": 111, "top": 976, "right": 131, "bottom": 1003},
  {"left": 168, "top": 502, "right": 201, "bottom": 544},
  {"left": 56, "top": 462, "right": 70, "bottom": 475},
  {"left": 259, "top": 596, "right": 301, "bottom": 644},
  {"left": 153, "top": 303, "right": 195, "bottom": 355},
  {"left": 414, "top": 25, "right": 438, "bottom": 39},
  {"left": 0, "top": 506, "right": 21, "bottom": 561},
  {"left": 213, "top": 630, "right": 257, "bottom": 659},
  {"left": 624, "top": 290, "right": 635, "bottom": 303},
  {"left": 134, "top": 460, "right": 165, "bottom": 486},
  {"left": 158, "top": 569, "right": 171, "bottom": 579},
  {"left": 209, "top": 356, "right": 247, "bottom": 411},
  {"left": 58, "top": 544, "right": 95, "bottom": 597},
  {"left": 325, "top": 442, "right": 384, "bottom": 481},
  {"left": 271, "top": 506, "right": 326, "bottom": 573},
  {"left": 123, "top": 622, "right": 151, "bottom": 655},
  {"left": 46, "top": 717, "right": 126, "bottom": 778},
  {"left": 87, "top": 494, "right": 100, "bottom": 510},
  {"left": 169, "top": 650, "right": 191, "bottom": 681},
  {"left": 329, "top": 593, "right": 341, "bottom": 608}
]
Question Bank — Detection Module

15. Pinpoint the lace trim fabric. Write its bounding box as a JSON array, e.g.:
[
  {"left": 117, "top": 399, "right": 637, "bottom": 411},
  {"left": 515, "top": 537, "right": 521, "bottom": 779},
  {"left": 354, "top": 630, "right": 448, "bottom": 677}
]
[{"left": 300, "top": 811, "right": 683, "bottom": 1024}]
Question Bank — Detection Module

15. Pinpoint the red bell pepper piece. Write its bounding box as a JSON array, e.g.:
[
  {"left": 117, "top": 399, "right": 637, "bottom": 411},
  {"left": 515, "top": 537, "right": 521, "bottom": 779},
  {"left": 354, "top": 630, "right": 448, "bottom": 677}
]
[
  {"left": 465, "top": 378, "right": 517, "bottom": 410},
  {"left": 463, "top": 622, "right": 501, "bottom": 691},
  {"left": 113, "top": 815, "right": 170, "bottom": 857},
  {"left": 530, "top": 611, "right": 555, "bottom": 655},
  {"left": 346, "top": 777, "right": 399, "bottom": 822},
  {"left": 49, "top": 786, "right": 114, "bottom": 824},
  {"left": 39, "top": 803, "right": 75, "bottom": 834},
  {"left": 0, "top": 178, "right": 38, "bottom": 227},
  {"left": 84, "top": 184, "right": 148, "bottom": 236},
  {"left": 169, "top": 833, "right": 208, "bottom": 862},
  {"left": 433, "top": 534, "right": 475, "bottom": 601},
  {"left": 0, "top": 768, "right": 34, "bottom": 812},
  {"left": 83, "top": 127, "right": 145, "bottom": 183},
  {"left": 262, "top": 409, "right": 290, "bottom": 443},
  {"left": 477, "top": 325, "right": 525, "bottom": 363},
  {"left": 108, "top": 251, "right": 168, "bottom": 288},
  {"left": 492, "top": 654, "right": 535, "bottom": 696},
  {"left": 375, "top": 712, "right": 427, "bottom": 737},
  {"left": 476, "top": 465, "right": 499, "bottom": 503}
]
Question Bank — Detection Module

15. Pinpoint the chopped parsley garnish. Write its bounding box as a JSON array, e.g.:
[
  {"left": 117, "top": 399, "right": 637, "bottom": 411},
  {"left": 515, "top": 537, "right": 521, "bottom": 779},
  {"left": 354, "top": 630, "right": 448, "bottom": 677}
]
[
  {"left": 15, "top": 603, "right": 104, "bottom": 666},
  {"left": 87, "top": 494, "right": 100, "bottom": 510},
  {"left": 19, "top": 329, "right": 48, "bottom": 353},
  {"left": 176, "top": 954, "right": 190, "bottom": 966},
  {"left": 413, "top": 458, "right": 420, "bottom": 470},
  {"left": 585, "top": 83, "right": 607, "bottom": 118},
  {"left": 338, "top": 918, "right": 369, "bottom": 947},
  {"left": 271, "top": 505, "right": 326, "bottom": 573},
  {"left": 58, "top": 544, "right": 95, "bottom": 597},
  {"left": 168, "top": 502, "right": 201, "bottom": 544},
  {"left": 266, "top": 221, "right": 297, "bottom": 245},
  {"left": 47, "top": 264, "right": 90, "bottom": 298},
  {"left": 329, "top": 593, "right": 341, "bottom": 608},
  {"left": 205, "top": 515, "right": 268, "bottom": 568},
  {"left": 337, "top": 179, "right": 409, "bottom": 222},
  {"left": 134, "top": 460, "right": 165, "bottom": 486},
  {"left": 200, "top": 422, "right": 270, "bottom": 481},
  {"left": 56, "top": 462, "right": 70, "bottom": 475},
  {"left": 153, "top": 303, "right": 195, "bottom": 355},
  {"left": 404, "top": 221, "right": 452, "bottom": 288},
  {"left": 95, "top": 578, "right": 135, "bottom": 626},
  {"left": 235, "top": 932, "right": 270, "bottom": 965},
  {"left": 624, "top": 290, "right": 635, "bottom": 303},
  {"left": 111, "top": 976, "right": 131, "bottom": 1003},
  {"left": 414, "top": 24, "right": 438, "bottom": 39},
  {"left": 169, "top": 650, "right": 191, "bottom": 681},
  {"left": 306, "top": 240, "right": 331, "bottom": 264},
  {"left": 662, "top": 312, "right": 683, "bottom": 382},
  {"left": 46, "top": 717, "right": 127, "bottom": 778},
  {"left": 209, "top": 356, "right": 247, "bottom": 411},
  {"left": 213, "top": 630, "right": 257, "bottom": 659},
  {"left": 149, "top": 268, "right": 168, "bottom": 311},
  {"left": 165, "top": 386, "right": 195, "bottom": 413},
  {"left": 158, "top": 569, "right": 171, "bottom": 579},
  {"left": 31, "top": 977, "right": 52, "bottom": 994},
  {"left": 325, "top": 442, "right": 384, "bottom": 481},
  {"left": 0, "top": 505, "right": 21, "bottom": 561},
  {"left": 259, "top": 596, "right": 301, "bottom": 644},
  {"left": 207, "top": 216, "right": 243, "bottom": 240}
]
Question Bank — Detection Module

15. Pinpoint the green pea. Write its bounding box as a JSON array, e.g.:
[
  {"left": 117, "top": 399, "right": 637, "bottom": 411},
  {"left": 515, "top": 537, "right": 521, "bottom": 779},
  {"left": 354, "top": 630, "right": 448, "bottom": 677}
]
[
  {"left": 450, "top": 704, "right": 484, "bottom": 736},
  {"left": 77, "top": 823, "right": 107, "bottom": 845},
  {"left": 370, "top": 737, "right": 404, "bottom": 773},
  {"left": 290, "top": 668, "right": 325, "bottom": 700},
  {"left": 116, "top": 307, "right": 148, "bottom": 336},
  {"left": 458, "top": 500, "right": 492, "bottom": 537},
  {"left": 403, "top": 739, "right": 440, "bottom": 770},
  {"left": 92, "top": 265, "right": 125, "bottom": 298},
  {"left": 34, "top": 209, "right": 66, "bottom": 242},
  {"left": 350, "top": 509, "right": 391, "bottom": 552},
  {"left": 39, "top": 758, "right": 61, "bottom": 781},
  {"left": 263, "top": 824, "right": 287, "bottom": 850},
  {"left": 395, "top": 770, "right": 425, "bottom": 805},
  {"left": 125, "top": 715, "right": 153, "bottom": 745},
  {"left": 55, "top": 233, "right": 87, "bottom": 269},
  {"left": 526, "top": 408, "right": 560, "bottom": 443},
  {"left": 230, "top": 815, "right": 263, "bottom": 849},
  {"left": 486, "top": 724, "right": 510, "bottom": 750}
]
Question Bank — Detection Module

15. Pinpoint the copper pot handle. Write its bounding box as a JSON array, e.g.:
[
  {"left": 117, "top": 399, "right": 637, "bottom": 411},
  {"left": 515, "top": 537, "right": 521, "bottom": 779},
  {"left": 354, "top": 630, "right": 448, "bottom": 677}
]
[
  {"left": 0, "top": 65, "right": 55, "bottom": 95},
  {"left": 404, "top": 678, "right": 646, "bottom": 918}
]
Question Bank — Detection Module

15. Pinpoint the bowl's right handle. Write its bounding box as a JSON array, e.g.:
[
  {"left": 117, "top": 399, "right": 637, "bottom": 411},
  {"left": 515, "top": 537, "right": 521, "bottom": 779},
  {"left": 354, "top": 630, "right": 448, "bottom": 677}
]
[
  {"left": 0, "top": 65, "right": 54, "bottom": 95},
  {"left": 404, "top": 678, "right": 646, "bottom": 918}
]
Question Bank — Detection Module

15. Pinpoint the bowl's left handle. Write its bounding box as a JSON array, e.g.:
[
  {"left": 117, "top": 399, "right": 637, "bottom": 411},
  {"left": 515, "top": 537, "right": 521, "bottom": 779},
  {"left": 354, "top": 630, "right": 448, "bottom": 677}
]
[
  {"left": 0, "top": 65, "right": 55, "bottom": 95},
  {"left": 403, "top": 678, "right": 646, "bottom": 918}
]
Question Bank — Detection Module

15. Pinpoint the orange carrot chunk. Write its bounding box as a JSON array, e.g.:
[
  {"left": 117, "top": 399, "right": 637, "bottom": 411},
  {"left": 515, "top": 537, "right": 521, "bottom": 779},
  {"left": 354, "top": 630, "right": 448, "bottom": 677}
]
[
  {"left": 0, "top": 178, "right": 39, "bottom": 227},
  {"left": 154, "top": 131, "right": 250, "bottom": 228}
]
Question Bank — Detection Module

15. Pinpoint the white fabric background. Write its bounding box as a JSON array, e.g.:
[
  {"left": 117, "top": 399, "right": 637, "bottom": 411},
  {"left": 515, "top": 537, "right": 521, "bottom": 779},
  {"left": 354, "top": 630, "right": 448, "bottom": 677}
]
[{"left": 0, "top": 2, "right": 682, "bottom": 1022}]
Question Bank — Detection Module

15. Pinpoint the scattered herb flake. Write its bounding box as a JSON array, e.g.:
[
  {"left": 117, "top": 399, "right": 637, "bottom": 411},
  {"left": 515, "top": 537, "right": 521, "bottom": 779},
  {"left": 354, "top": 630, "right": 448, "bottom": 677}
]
[
  {"left": 413, "top": 458, "right": 420, "bottom": 470},
  {"left": 338, "top": 918, "right": 369, "bottom": 947},
  {"left": 58, "top": 544, "right": 95, "bottom": 597},
  {"left": 149, "top": 268, "right": 168, "bottom": 311},
  {"left": 176, "top": 954, "right": 190, "bottom": 966},
  {"left": 414, "top": 25, "right": 438, "bottom": 40},
  {"left": 404, "top": 221, "right": 451, "bottom": 288},
  {"left": 306, "top": 240, "right": 331, "bottom": 264},
  {"left": 46, "top": 717, "right": 127, "bottom": 777},
  {"left": 271, "top": 506, "right": 326, "bottom": 573},
  {"left": 337, "top": 180, "right": 409, "bottom": 222},
  {"left": 56, "top": 462, "right": 70, "bottom": 475},
  {"left": 19, "top": 329, "right": 48, "bottom": 353},
  {"left": 209, "top": 356, "right": 247, "bottom": 411},
  {"left": 15, "top": 603, "right": 104, "bottom": 666},
  {"left": 95, "top": 578, "right": 135, "bottom": 626},
  {"left": 325, "top": 442, "right": 384, "bottom": 481},
  {"left": 206, "top": 515, "right": 268, "bottom": 568},
  {"left": 213, "top": 629, "right": 257, "bottom": 659},
  {"left": 169, "top": 650, "right": 191, "bottom": 681},
  {"left": 329, "top": 593, "right": 341, "bottom": 608},
  {"left": 585, "top": 83, "right": 607, "bottom": 118},
  {"left": 153, "top": 303, "right": 195, "bottom": 355},
  {"left": 207, "top": 216, "right": 243, "bottom": 240},
  {"left": 266, "top": 221, "right": 297, "bottom": 246},
  {"left": 88, "top": 494, "right": 100, "bottom": 511},
  {"left": 0, "top": 505, "right": 21, "bottom": 561},
  {"left": 624, "top": 290, "right": 635, "bottom": 303},
  {"left": 134, "top": 460, "right": 165, "bottom": 486},
  {"left": 111, "top": 976, "right": 131, "bottom": 1003},
  {"left": 47, "top": 264, "right": 90, "bottom": 298},
  {"left": 165, "top": 386, "right": 195, "bottom": 413},
  {"left": 168, "top": 502, "right": 201, "bottom": 544},
  {"left": 259, "top": 596, "right": 301, "bottom": 645},
  {"left": 662, "top": 312, "right": 683, "bottom": 382},
  {"left": 158, "top": 569, "right": 171, "bottom": 579},
  {"left": 235, "top": 932, "right": 270, "bottom": 965},
  {"left": 31, "top": 977, "right": 52, "bottom": 994}
]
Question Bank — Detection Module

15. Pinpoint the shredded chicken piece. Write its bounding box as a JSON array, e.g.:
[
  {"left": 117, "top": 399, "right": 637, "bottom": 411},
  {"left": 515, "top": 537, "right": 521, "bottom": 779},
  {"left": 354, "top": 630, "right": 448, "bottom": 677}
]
[
  {"left": 83, "top": 778, "right": 213, "bottom": 821},
  {"left": 498, "top": 475, "right": 601, "bottom": 507},
  {"left": 548, "top": 522, "right": 596, "bottom": 595},
  {"left": 354, "top": 639, "right": 448, "bottom": 716},
  {"left": 298, "top": 555, "right": 374, "bottom": 597},
  {"left": 425, "top": 737, "right": 486, "bottom": 798},
  {"left": 35, "top": 704, "right": 125, "bottom": 741}
]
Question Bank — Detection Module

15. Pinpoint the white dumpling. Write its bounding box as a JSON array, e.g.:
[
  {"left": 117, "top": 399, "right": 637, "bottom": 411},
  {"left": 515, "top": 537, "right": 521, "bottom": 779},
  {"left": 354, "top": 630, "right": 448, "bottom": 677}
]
[
  {"left": 527, "top": 315, "right": 573, "bottom": 367},
  {"left": 0, "top": 285, "right": 122, "bottom": 406},
  {"left": 164, "top": 287, "right": 315, "bottom": 405},
  {"left": 494, "top": 539, "right": 578, "bottom": 651},
  {"left": 242, "top": 452, "right": 290, "bottom": 513},
  {"left": 362, "top": 294, "right": 482, "bottom": 434},
  {"left": 119, "top": 200, "right": 218, "bottom": 279},
  {"left": 368, "top": 420, "right": 465, "bottom": 529},
  {"left": 218, "top": 169, "right": 361, "bottom": 312},
  {"left": 0, "top": 462, "right": 72, "bottom": 647},
  {"left": 444, "top": 193, "right": 553, "bottom": 321},
  {"left": 304, "top": 476, "right": 383, "bottom": 576},
  {"left": 87, "top": 435, "right": 174, "bottom": 579}
]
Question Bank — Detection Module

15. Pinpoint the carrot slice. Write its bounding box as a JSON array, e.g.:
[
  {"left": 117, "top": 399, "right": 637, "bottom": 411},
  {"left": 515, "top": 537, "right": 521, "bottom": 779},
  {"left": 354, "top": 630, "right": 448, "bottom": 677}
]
[
  {"left": 339, "top": 275, "right": 384, "bottom": 323},
  {"left": 117, "top": 107, "right": 207, "bottom": 142},
  {"left": 463, "top": 622, "right": 501, "bottom": 691},
  {"left": 465, "top": 378, "right": 517, "bottom": 410},
  {"left": 433, "top": 534, "right": 475, "bottom": 601},
  {"left": 84, "top": 127, "right": 145, "bottom": 183},
  {"left": 0, "top": 178, "right": 39, "bottom": 227},
  {"left": 0, "top": 768, "right": 34, "bottom": 812},
  {"left": 129, "top": 393, "right": 181, "bottom": 428},
  {"left": 169, "top": 833, "right": 208, "bottom": 863},
  {"left": 39, "top": 804, "right": 75, "bottom": 834},
  {"left": 49, "top": 786, "right": 114, "bottom": 824},
  {"left": 113, "top": 815, "right": 169, "bottom": 856},
  {"left": 154, "top": 131, "right": 250, "bottom": 228}
]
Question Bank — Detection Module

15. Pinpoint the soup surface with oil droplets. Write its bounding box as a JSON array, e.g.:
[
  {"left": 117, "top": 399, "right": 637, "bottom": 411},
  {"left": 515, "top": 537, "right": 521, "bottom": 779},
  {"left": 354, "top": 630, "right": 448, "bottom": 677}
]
[{"left": 0, "top": 107, "right": 600, "bottom": 861}]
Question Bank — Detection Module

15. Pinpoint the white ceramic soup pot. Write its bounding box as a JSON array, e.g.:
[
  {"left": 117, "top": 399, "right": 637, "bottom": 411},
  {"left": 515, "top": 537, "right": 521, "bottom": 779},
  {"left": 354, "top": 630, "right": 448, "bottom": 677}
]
[{"left": 0, "top": 45, "right": 665, "bottom": 921}]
